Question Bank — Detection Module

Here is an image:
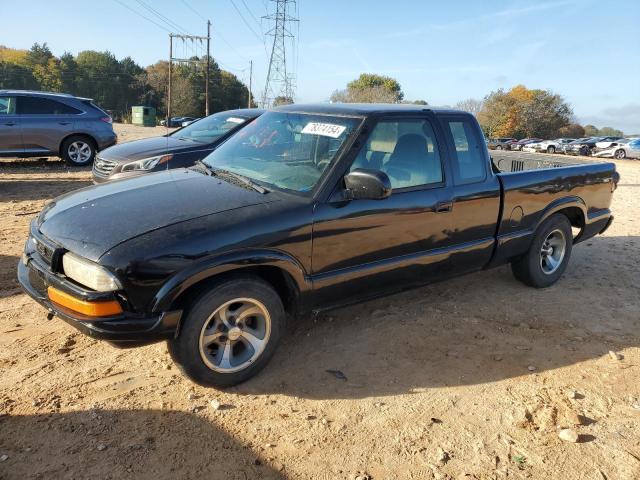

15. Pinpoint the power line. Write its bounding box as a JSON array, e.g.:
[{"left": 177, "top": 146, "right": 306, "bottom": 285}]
[
  {"left": 111, "top": 0, "right": 172, "bottom": 33},
  {"left": 180, "top": 0, "right": 207, "bottom": 21},
  {"left": 240, "top": 0, "right": 264, "bottom": 30},
  {"left": 133, "top": 0, "right": 191, "bottom": 35},
  {"left": 229, "top": 0, "right": 264, "bottom": 42}
]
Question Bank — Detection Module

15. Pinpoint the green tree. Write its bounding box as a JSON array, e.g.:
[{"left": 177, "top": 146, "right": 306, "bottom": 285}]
[
  {"left": 331, "top": 73, "right": 404, "bottom": 103},
  {"left": 598, "top": 126, "right": 624, "bottom": 137},
  {"left": 583, "top": 124, "right": 599, "bottom": 136}
]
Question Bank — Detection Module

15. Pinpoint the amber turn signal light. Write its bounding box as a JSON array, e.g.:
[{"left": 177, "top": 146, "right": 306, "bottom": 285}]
[{"left": 47, "top": 286, "right": 123, "bottom": 317}]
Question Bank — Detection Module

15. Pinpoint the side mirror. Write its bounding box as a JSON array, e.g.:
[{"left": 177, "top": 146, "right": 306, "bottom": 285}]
[{"left": 344, "top": 169, "right": 392, "bottom": 200}]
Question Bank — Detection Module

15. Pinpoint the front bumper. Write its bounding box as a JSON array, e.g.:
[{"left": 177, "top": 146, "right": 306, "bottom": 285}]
[{"left": 18, "top": 254, "right": 180, "bottom": 347}]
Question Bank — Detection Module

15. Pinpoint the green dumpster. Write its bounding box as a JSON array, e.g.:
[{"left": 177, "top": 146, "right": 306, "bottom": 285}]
[{"left": 131, "top": 106, "right": 156, "bottom": 127}]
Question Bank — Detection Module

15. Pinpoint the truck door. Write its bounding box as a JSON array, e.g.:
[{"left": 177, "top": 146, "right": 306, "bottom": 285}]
[
  {"left": 0, "top": 95, "right": 22, "bottom": 155},
  {"left": 437, "top": 114, "right": 501, "bottom": 274},
  {"left": 311, "top": 114, "right": 453, "bottom": 308}
]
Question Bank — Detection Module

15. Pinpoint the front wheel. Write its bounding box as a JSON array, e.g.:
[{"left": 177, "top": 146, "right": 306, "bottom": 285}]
[
  {"left": 496, "top": 145, "right": 503, "bottom": 150},
  {"left": 511, "top": 214, "right": 573, "bottom": 288},
  {"left": 168, "top": 275, "right": 284, "bottom": 387},
  {"left": 547, "top": 146, "right": 556, "bottom": 154},
  {"left": 615, "top": 149, "right": 626, "bottom": 159},
  {"left": 61, "top": 135, "right": 96, "bottom": 166}
]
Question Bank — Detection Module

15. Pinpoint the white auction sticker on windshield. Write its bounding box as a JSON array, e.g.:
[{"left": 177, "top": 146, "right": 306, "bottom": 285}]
[
  {"left": 301, "top": 122, "right": 346, "bottom": 138},
  {"left": 226, "top": 117, "right": 245, "bottom": 124}
]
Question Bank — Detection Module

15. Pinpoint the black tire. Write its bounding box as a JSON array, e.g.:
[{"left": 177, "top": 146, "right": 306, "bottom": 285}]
[
  {"left": 615, "top": 149, "right": 626, "bottom": 159},
  {"left": 511, "top": 214, "right": 573, "bottom": 288},
  {"left": 167, "top": 275, "right": 284, "bottom": 388},
  {"left": 496, "top": 145, "right": 503, "bottom": 150},
  {"left": 61, "top": 135, "right": 96, "bottom": 166},
  {"left": 547, "top": 146, "right": 556, "bottom": 154}
]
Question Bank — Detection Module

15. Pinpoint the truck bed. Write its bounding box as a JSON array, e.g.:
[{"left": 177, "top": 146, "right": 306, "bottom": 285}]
[{"left": 488, "top": 151, "right": 618, "bottom": 267}]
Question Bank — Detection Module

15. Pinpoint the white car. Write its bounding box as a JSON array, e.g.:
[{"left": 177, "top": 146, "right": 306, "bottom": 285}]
[
  {"left": 593, "top": 138, "right": 640, "bottom": 159},
  {"left": 523, "top": 138, "right": 575, "bottom": 154}
]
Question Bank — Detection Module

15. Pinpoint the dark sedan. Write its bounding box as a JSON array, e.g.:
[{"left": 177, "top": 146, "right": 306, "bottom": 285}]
[
  {"left": 565, "top": 136, "right": 623, "bottom": 156},
  {"left": 93, "top": 108, "right": 264, "bottom": 183}
]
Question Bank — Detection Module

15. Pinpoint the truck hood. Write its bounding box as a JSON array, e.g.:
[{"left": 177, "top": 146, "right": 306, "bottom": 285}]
[
  {"left": 99, "top": 135, "right": 210, "bottom": 162},
  {"left": 38, "top": 169, "right": 278, "bottom": 262}
]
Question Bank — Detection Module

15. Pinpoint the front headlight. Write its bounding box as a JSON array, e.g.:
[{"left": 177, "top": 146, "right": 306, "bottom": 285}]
[
  {"left": 121, "top": 154, "right": 173, "bottom": 172},
  {"left": 62, "top": 252, "right": 122, "bottom": 292}
]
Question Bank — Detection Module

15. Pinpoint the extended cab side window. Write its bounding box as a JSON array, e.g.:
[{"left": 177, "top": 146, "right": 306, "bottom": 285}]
[
  {"left": 0, "top": 96, "right": 17, "bottom": 115},
  {"left": 350, "top": 118, "right": 443, "bottom": 189},
  {"left": 17, "top": 97, "right": 81, "bottom": 115},
  {"left": 444, "top": 119, "right": 486, "bottom": 184}
]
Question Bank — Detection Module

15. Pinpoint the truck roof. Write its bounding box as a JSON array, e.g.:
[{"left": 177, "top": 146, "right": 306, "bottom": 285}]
[{"left": 273, "top": 103, "right": 466, "bottom": 116}]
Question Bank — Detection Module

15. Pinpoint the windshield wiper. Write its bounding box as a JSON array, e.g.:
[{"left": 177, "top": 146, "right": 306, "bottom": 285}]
[
  {"left": 211, "top": 167, "right": 269, "bottom": 194},
  {"left": 192, "top": 159, "right": 215, "bottom": 176}
]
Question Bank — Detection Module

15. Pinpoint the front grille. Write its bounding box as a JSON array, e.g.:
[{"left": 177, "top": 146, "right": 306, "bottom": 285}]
[
  {"left": 28, "top": 266, "right": 47, "bottom": 296},
  {"left": 34, "top": 238, "right": 54, "bottom": 265},
  {"left": 93, "top": 156, "right": 118, "bottom": 177}
]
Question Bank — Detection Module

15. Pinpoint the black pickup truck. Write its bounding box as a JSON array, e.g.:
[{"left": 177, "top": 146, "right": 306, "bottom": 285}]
[{"left": 18, "top": 104, "right": 619, "bottom": 387}]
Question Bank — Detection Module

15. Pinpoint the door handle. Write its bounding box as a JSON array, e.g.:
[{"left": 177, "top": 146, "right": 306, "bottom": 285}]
[
  {"left": 435, "top": 201, "right": 453, "bottom": 213},
  {"left": 58, "top": 121, "right": 71, "bottom": 125},
  {"left": 4, "top": 122, "right": 17, "bottom": 126}
]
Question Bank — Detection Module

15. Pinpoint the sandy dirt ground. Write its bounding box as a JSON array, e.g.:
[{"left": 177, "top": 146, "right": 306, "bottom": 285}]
[{"left": 0, "top": 124, "right": 639, "bottom": 479}]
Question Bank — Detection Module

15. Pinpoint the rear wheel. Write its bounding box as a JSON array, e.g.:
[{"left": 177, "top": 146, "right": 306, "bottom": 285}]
[
  {"left": 547, "top": 146, "right": 556, "bottom": 154},
  {"left": 511, "top": 214, "right": 573, "bottom": 288},
  {"left": 61, "top": 135, "right": 96, "bottom": 166},
  {"left": 615, "top": 149, "right": 626, "bottom": 159},
  {"left": 168, "top": 275, "right": 284, "bottom": 387}
]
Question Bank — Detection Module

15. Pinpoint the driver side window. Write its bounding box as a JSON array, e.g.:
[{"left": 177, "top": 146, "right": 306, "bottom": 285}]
[{"left": 350, "top": 118, "right": 443, "bottom": 189}]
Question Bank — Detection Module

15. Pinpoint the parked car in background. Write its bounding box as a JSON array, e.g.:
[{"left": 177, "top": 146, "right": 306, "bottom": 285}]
[
  {"left": 160, "top": 116, "right": 197, "bottom": 128},
  {"left": 523, "top": 138, "right": 575, "bottom": 154},
  {"left": 182, "top": 118, "right": 200, "bottom": 127},
  {"left": 593, "top": 138, "right": 640, "bottom": 159},
  {"left": 565, "top": 136, "right": 623, "bottom": 156},
  {"left": 487, "top": 137, "right": 517, "bottom": 150},
  {"left": 511, "top": 138, "right": 543, "bottom": 151},
  {"left": 0, "top": 89, "right": 116, "bottom": 165},
  {"left": 93, "top": 108, "right": 264, "bottom": 183},
  {"left": 19, "top": 103, "right": 619, "bottom": 387}
]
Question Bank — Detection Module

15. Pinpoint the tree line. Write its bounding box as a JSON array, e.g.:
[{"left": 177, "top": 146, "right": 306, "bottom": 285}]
[
  {"left": 0, "top": 46, "right": 625, "bottom": 137},
  {"left": 0, "top": 43, "right": 253, "bottom": 121},
  {"left": 331, "top": 74, "right": 624, "bottom": 138}
]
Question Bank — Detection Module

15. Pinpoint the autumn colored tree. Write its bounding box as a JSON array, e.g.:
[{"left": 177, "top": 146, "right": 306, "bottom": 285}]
[
  {"left": 477, "top": 85, "right": 572, "bottom": 138},
  {"left": 557, "top": 123, "right": 585, "bottom": 138},
  {"left": 273, "top": 95, "right": 294, "bottom": 106}
]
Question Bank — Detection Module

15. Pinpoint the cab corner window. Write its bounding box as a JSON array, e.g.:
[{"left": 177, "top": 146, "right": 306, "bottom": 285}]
[
  {"left": 446, "top": 119, "right": 486, "bottom": 184},
  {"left": 350, "top": 118, "right": 443, "bottom": 189},
  {"left": 0, "top": 96, "right": 17, "bottom": 115}
]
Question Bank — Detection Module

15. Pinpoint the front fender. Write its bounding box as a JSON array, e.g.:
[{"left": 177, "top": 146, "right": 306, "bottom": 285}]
[{"left": 150, "top": 249, "right": 311, "bottom": 313}]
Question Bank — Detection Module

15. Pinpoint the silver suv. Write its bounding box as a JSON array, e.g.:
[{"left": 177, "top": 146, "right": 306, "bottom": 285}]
[{"left": 0, "top": 90, "right": 117, "bottom": 166}]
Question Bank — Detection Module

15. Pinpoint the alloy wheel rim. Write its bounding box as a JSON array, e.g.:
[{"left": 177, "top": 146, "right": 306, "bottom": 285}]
[
  {"left": 539, "top": 229, "right": 566, "bottom": 275},
  {"left": 198, "top": 297, "right": 271, "bottom": 373},
  {"left": 68, "top": 141, "right": 92, "bottom": 163},
  {"left": 615, "top": 149, "right": 625, "bottom": 159}
]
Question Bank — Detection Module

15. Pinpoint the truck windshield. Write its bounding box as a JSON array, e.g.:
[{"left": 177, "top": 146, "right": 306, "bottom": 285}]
[
  {"left": 203, "top": 111, "right": 361, "bottom": 193},
  {"left": 171, "top": 112, "right": 250, "bottom": 143}
]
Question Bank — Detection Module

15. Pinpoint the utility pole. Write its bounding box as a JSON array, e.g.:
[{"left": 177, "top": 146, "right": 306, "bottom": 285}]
[
  {"left": 167, "top": 33, "right": 173, "bottom": 124},
  {"left": 248, "top": 60, "right": 253, "bottom": 108},
  {"left": 167, "top": 22, "right": 210, "bottom": 121},
  {"left": 205, "top": 20, "right": 211, "bottom": 116},
  {"left": 262, "top": 0, "right": 298, "bottom": 107}
]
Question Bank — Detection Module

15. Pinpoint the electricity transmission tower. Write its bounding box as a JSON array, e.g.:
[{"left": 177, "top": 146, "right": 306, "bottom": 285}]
[{"left": 261, "top": 0, "right": 298, "bottom": 107}]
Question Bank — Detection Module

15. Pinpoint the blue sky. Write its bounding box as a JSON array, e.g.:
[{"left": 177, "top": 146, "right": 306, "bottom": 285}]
[{"left": 4, "top": 0, "right": 640, "bottom": 132}]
